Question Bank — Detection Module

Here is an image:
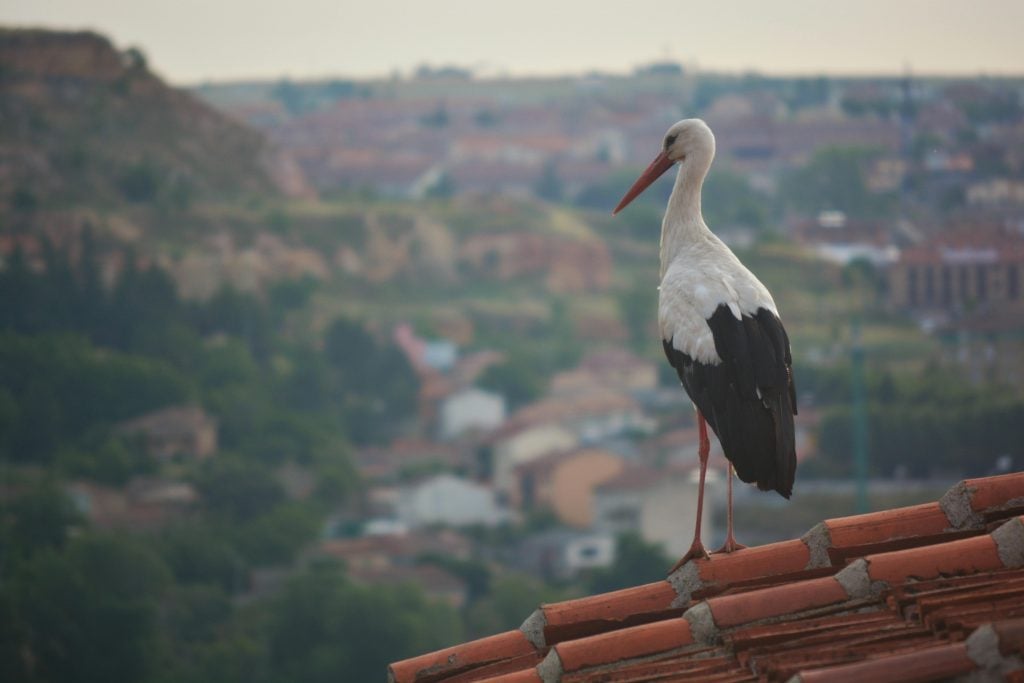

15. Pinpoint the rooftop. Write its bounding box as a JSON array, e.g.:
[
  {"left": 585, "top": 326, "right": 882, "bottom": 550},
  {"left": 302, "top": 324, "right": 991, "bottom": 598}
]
[{"left": 388, "top": 472, "right": 1024, "bottom": 682}]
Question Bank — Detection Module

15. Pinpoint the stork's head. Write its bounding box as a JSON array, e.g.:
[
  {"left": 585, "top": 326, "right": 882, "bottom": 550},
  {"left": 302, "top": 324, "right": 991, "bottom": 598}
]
[{"left": 613, "top": 118, "right": 716, "bottom": 215}]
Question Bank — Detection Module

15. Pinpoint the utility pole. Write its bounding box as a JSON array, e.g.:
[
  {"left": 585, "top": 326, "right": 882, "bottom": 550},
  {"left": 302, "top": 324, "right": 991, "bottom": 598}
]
[{"left": 851, "top": 318, "right": 869, "bottom": 513}]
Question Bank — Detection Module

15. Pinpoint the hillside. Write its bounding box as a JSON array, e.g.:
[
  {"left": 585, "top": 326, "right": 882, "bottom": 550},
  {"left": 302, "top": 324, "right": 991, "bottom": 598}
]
[{"left": 0, "top": 28, "right": 310, "bottom": 210}]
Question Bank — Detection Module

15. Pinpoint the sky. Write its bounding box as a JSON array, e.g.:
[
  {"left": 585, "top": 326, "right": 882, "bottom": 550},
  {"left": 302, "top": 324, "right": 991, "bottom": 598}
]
[{"left": 3, "top": 0, "right": 1024, "bottom": 84}]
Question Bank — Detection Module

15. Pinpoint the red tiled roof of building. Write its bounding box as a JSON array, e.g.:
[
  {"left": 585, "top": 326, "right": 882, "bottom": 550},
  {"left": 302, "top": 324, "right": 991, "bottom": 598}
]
[
  {"left": 388, "top": 471, "right": 1024, "bottom": 683},
  {"left": 898, "top": 226, "right": 1024, "bottom": 266}
]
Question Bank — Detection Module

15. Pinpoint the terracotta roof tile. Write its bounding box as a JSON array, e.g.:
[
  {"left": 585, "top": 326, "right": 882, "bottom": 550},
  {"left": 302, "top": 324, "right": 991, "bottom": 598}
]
[
  {"left": 789, "top": 642, "right": 975, "bottom": 683},
  {"left": 865, "top": 534, "right": 1004, "bottom": 585},
  {"left": 551, "top": 618, "right": 693, "bottom": 674},
  {"left": 389, "top": 630, "right": 536, "bottom": 683},
  {"left": 443, "top": 652, "right": 544, "bottom": 683},
  {"left": 474, "top": 669, "right": 543, "bottom": 683},
  {"left": 696, "top": 539, "right": 811, "bottom": 585},
  {"left": 390, "top": 473, "right": 1024, "bottom": 682},
  {"left": 963, "top": 472, "right": 1024, "bottom": 517},
  {"left": 822, "top": 502, "right": 951, "bottom": 547},
  {"left": 534, "top": 580, "right": 682, "bottom": 645},
  {"left": 705, "top": 576, "right": 849, "bottom": 629}
]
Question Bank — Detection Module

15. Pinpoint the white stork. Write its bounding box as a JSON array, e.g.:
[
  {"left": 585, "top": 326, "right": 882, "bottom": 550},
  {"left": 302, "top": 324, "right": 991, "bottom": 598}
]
[{"left": 613, "top": 119, "right": 797, "bottom": 570}]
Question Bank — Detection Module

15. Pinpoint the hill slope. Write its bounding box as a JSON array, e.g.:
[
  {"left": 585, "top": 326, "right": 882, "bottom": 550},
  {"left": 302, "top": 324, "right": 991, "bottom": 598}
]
[{"left": 0, "top": 28, "right": 309, "bottom": 210}]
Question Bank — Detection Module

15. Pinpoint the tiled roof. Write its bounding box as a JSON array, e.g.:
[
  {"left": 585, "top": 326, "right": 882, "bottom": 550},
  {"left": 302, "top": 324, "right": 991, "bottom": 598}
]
[{"left": 388, "top": 472, "right": 1024, "bottom": 682}]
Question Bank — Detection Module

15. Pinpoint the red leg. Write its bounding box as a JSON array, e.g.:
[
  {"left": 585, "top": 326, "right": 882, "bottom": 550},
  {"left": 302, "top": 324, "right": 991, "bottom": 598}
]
[
  {"left": 714, "top": 462, "right": 747, "bottom": 554},
  {"left": 669, "top": 411, "right": 711, "bottom": 572}
]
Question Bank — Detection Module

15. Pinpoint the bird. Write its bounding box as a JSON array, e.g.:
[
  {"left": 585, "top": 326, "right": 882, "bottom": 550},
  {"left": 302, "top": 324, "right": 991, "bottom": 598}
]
[{"left": 613, "top": 118, "right": 797, "bottom": 572}]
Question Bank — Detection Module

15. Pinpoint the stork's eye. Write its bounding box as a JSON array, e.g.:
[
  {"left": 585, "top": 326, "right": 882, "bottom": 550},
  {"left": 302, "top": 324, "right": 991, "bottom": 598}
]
[{"left": 665, "top": 134, "right": 677, "bottom": 149}]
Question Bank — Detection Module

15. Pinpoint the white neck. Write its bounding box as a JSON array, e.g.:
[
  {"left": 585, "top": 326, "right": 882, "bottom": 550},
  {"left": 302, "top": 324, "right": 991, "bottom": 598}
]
[{"left": 659, "top": 159, "right": 711, "bottom": 277}]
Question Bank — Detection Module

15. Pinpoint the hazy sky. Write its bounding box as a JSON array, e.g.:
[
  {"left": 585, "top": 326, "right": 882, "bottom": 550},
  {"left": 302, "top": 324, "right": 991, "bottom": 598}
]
[{"left": 4, "top": 0, "right": 1024, "bottom": 84}]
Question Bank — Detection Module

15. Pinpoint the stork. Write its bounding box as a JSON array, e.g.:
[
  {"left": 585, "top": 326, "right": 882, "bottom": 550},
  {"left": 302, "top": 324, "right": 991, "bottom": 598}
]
[{"left": 613, "top": 119, "right": 797, "bottom": 571}]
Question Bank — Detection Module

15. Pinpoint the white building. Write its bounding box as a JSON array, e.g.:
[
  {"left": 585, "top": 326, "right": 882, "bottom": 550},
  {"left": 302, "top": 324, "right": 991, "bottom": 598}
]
[
  {"left": 439, "top": 387, "right": 506, "bottom": 440},
  {"left": 593, "top": 465, "right": 720, "bottom": 558},
  {"left": 396, "top": 474, "right": 509, "bottom": 528}
]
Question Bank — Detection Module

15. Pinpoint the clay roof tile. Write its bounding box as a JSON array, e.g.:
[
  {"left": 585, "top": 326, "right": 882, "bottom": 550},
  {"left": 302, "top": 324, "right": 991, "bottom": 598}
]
[
  {"left": 389, "top": 630, "right": 536, "bottom": 683},
  {"left": 389, "top": 473, "right": 1024, "bottom": 682}
]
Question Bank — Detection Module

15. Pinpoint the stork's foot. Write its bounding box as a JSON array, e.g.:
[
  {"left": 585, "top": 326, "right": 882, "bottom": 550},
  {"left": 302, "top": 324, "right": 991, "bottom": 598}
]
[
  {"left": 668, "top": 539, "right": 710, "bottom": 574},
  {"left": 713, "top": 537, "right": 747, "bottom": 554}
]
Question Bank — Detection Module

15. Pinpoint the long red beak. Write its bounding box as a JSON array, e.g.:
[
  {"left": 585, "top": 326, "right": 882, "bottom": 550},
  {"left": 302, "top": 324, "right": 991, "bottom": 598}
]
[{"left": 612, "top": 150, "right": 675, "bottom": 215}]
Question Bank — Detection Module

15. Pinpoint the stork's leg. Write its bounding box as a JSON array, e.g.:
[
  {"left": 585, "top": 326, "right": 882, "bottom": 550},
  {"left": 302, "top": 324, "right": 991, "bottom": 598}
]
[
  {"left": 669, "top": 411, "right": 711, "bottom": 573},
  {"left": 714, "top": 463, "right": 747, "bottom": 554}
]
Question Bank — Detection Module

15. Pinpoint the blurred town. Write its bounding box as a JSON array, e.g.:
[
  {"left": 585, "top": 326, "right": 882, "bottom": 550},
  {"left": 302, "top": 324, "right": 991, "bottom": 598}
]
[{"left": 2, "top": 28, "right": 1024, "bottom": 681}]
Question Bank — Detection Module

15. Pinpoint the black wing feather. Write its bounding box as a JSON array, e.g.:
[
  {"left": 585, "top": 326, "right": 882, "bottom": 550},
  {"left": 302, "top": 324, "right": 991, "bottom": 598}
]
[{"left": 663, "top": 305, "right": 797, "bottom": 498}]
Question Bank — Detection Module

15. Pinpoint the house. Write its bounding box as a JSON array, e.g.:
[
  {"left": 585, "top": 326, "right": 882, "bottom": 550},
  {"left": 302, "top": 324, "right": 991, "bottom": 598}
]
[
  {"left": 515, "top": 530, "right": 616, "bottom": 581},
  {"left": 396, "top": 474, "right": 509, "bottom": 528},
  {"left": 315, "top": 529, "right": 471, "bottom": 608},
  {"left": 389, "top": 471, "right": 1024, "bottom": 683},
  {"left": 66, "top": 477, "right": 199, "bottom": 531},
  {"left": 114, "top": 405, "right": 217, "bottom": 460},
  {"left": 487, "top": 423, "right": 579, "bottom": 501},
  {"left": 353, "top": 439, "right": 467, "bottom": 483},
  {"left": 593, "top": 463, "right": 719, "bottom": 558},
  {"left": 510, "top": 390, "right": 655, "bottom": 445},
  {"left": 550, "top": 349, "right": 659, "bottom": 398},
  {"left": 514, "top": 448, "right": 625, "bottom": 526},
  {"left": 318, "top": 528, "right": 471, "bottom": 569},
  {"left": 347, "top": 564, "right": 469, "bottom": 609},
  {"left": 439, "top": 387, "right": 506, "bottom": 440}
]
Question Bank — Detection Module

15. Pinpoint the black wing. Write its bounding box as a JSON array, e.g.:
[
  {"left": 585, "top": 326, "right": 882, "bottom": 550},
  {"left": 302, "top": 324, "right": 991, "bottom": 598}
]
[{"left": 663, "top": 305, "right": 797, "bottom": 498}]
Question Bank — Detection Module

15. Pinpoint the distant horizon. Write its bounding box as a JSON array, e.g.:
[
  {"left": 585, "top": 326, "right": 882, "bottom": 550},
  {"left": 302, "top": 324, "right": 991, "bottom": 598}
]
[
  {"left": 182, "top": 63, "right": 1024, "bottom": 89},
  {"left": 3, "top": 0, "right": 1023, "bottom": 85}
]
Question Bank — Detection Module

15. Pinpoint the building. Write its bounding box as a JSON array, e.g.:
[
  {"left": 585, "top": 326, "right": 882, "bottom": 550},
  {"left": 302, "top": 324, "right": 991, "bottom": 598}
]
[
  {"left": 487, "top": 423, "right": 579, "bottom": 502},
  {"left": 514, "top": 448, "right": 625, "bottom": 527},
  {"left": 114, "top": 405, "right": 217, "bottom": 460},
  {"left": 316, "top": 529, "right": 471, "bottom": 608},
  {"left": 509, "top": 390, "right": 655, "bottom": 445},
  {"left": 593, "top": 464, "right": 719, "bottom": 558},
  {"left": 439, "top": 387, "right": 506, "bottom": 440},
  {"left": 395, "top": 474, "right": 509, "bottom": 528},
  {"left": 790, "top": 212, "right": 900, "bottom": 266},
  {"left": 887, "top": 228, "right": 1024, "bottom": 315},
  {"left": 549, "top": 349, "right": 659, "bottom": 398},
  {"left": 515, "top": 530, "right": 615, "bottom": 581},
  {"left": 354, "top": 439, "right": 466, "bottom": 483},
  {"left": 390, "top": 471, "right": 1024, "bottom": 683},
  {"left": 66, "top": 477, "right": 199, "bottom": 531}
]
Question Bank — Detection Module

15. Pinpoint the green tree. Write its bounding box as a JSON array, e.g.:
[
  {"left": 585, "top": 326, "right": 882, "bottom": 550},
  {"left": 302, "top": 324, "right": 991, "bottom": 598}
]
[
  {"left": 585, "top": 533, "right": 673, "bottom": 594},
  {"left": 780, "top": 147, "right": 892, "bottom": 218},
  {"left": 464, "top": 575, "right": 564, "bottom": 638},
  {"left": 477, "top": 354, "right": 545, "bottom": 410},
  {"left": 9, "top": 535, "right": 171, "bottom": 683},
  {"left": 1, "top": 483, "right": 81, "bottom": 561},
  {"left": 534, "top": 161, "right": 564, "bottom": 202},
  {"left": 323, "top": 317, "right": 419, "bottom": 444},
  {"left": 195, "top": 456, "right": 285, "bottom": 522},
  {"left": 266, "top": 564, "right": 462, "bottom": 682}
]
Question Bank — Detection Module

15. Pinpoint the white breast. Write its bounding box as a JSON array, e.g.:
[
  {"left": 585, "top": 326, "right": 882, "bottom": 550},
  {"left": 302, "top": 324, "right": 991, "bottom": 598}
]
[{"left": 658, "top": 237, "right": 777, "bottom": 365}]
